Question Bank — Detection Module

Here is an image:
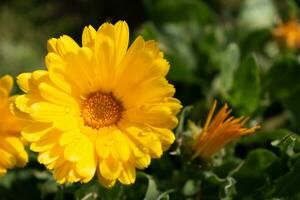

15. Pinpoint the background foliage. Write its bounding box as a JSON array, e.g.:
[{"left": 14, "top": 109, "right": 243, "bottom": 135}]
[{"left": 1, "top": 0, "right": 300, "bottom": 199}]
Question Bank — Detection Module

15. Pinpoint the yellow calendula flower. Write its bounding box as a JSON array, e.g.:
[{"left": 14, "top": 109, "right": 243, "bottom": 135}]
[
  {"left": 13, "top": 21, "right": 182, "bottom": 187},
  {"left": 0, "top": 75, "right": 28, "bottom": 176},
  {"left": 193, "top": 101, "right": 260, "bottom": 159},
  {"left": 274, "top": 19, "right": 300, "bottom": 49}
]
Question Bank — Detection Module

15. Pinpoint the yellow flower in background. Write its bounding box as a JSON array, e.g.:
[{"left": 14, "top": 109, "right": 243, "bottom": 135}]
[
  {"left": 13, "top": 21, "right": 182, "bottom": 187},
  {"left": 193, "top": 100, "right": 260, "bottom": 159},
  {"left": 0, "top": 75, "right": 28, "bottom": 176},
  {"left": 274, "top": 19, "right": 300, "bottom": 49}
]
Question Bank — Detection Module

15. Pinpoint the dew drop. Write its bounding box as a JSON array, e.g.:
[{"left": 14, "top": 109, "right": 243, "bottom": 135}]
[
  {"left": 142, "top": 147, "right": 149, "bottom": 153},
  {"left": 75, "top": 135, "right": 81, "bottom": 140},
  {"left": 138, "top": 132, "right": 148, "bottom": 137},
  {"left": 152, "top": 135, "right": 159, "bottom": 141},
  {"left": 65, "top": 107, "right": 71, "bottom": 114},
  {"left": 105, "top": 139, "right": 114, "bottom": 146}
]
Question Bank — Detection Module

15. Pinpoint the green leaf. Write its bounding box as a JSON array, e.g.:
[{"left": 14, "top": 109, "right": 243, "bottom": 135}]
[
  {"left": 138, "top": 173, "right": 173, "bottom": 200},
  {"left": 229, "top": 54, "right": 260, "bottom": 114},
  {"left": 143, "top": 174, "right": 160, "bottom": 200},
  {"left": 98, "top": 184, "right": 124, "bottom": 200},
  {"left": 239, "top": 29, "right": 271, "bottom": 53},
  {"left": 284, "top": 91, "right": 300, "bottom": 132},
  {"left": 175, "top": 106, "right": 193, "bottom": 137},
  {"left": 271, "top": 134, "right": 297, "bottom": 156},
  {"left": 144, "top": 178, "right": 160, "bottom": 200},
  {"left": 264, "top": 55, "right": 300, "bottom": 101},
  {"left": 157, "top": 189, "right": 174, "bottom": 200},
  {"left": 215, "top": 43, "right": 240, "bottom": 95},
  {"left": 75, "top": 182, "right": 100, "bottom": 200},
  {"left": 76, "top": 182, "right": 124, "bottom": 200},
  {"left": 182, "top": 179, "right": 200, "bottom": 196},
  {"left": 273, "top": 159, "right": 300, "bottom": 197},
  {"left": 38, "top": 179, "right": 58, "bottom": 199},
  {"left": 233, "top": 149, "right": 277, "bottom": 197},
  {"left": 202, "top": 172, "right": 236, "bottom": 199},
  {"left": 264, "top": 55, "right": 300, "bottom": 132}
]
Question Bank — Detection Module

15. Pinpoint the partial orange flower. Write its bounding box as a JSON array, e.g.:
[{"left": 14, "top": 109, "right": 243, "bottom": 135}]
[
  {"left": 193, "top": 100, "right": 260, "bottom": 159},
  {"left": 274, "top": 19, "right": 300, "bottom": 49},
  {"left": 0, "top": 75, "right": 28, "bottom": 176}
]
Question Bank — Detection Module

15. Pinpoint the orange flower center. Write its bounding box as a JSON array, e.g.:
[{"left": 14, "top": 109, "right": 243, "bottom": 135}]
[{"left": 81, "top": 91, "right": 123, "bottom": 129}]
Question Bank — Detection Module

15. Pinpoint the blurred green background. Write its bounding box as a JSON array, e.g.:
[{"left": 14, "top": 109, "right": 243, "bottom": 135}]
[{"left": 1, "top": 0, "right": 300, "bottom": 199}]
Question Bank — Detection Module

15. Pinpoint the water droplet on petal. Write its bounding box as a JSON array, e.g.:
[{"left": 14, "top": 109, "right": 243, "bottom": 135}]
[
  {"left": 138, "top": 132, "right": 148, "bottom": 137},
  {"left": 65, "top": 107, "right": 71, "bottom": 114},
  {"left": 142, "top": 147, "right": 149, "bottom": 153},
  {"left": 75, "top": 135, "right": 81, "bottom": 140},
  {"left": 105, "top": 139, "right": 114, "bottom": 146},
  {"left": 152, "top": 135, "right": 159, "bottom": 141}
]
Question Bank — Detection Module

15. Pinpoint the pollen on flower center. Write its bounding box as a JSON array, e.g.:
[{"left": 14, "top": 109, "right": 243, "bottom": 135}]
[{"left": 81, "top": 91, "right": 123, "bottom": 129}]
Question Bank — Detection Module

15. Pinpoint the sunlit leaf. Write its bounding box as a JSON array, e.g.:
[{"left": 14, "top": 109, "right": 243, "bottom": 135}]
[
  {"left": 239, "top": 0, "right": 277, "bottom": 32},
  {"left": 214, "top": 43, "right": 240, "bottom": 95}
]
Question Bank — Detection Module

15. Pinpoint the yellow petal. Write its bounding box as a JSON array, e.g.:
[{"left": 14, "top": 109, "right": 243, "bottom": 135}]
[
  {"left": 99, "top": 156, "right": 121, "bottom": 180},
  {"left": 113, "top": 21, "right": 129, "bottom": 66},
  {"left": 0, "top": 168, "right": 7, "bottom": 176},
  {"left": 82, "top": 25, "right": 96, "bottom": 47},
  {"left": 114, "top": 37, "right": 169, "bottom": 99},
  {"left": 29, "top": 102, "right": 69, "bottom": 122},
  {"left": 0, "top": 75, "right": 13, "bottom": 96},
  {"left": 56, "top": 35, "right": 80, "bottom": 55},
  {"left": 124, "top": 104, "right": 178, "bottom": 129},
  {"left": 53, "top": 116, "right": 78, "bottom": 131},
  {"left": 61, "top": 47, "right": 95, "bottom": 95},
  {"left": 150, "top": 127, "right": 175, "bottom": 151},
  {"left": 95, "top": 126, "right": 115, "bottom": 159},
  {"left": 54, "top": 161, "right": 80, "bottom": 184},
  {"left": 119, "top": 121, "right": 163, "bottom": 158},
  {"left": 0, "top": 148, "right": 17, "bottom": 168},
  {"left": 118, "top": 163, "right": 136, "bottom": 185},
  {"left": 93, "top": 21, "right": 129, "bottom": 92},
  {"left": 119, "top": 77, "right": 175, "bottom": 109},
  {"left": 16, "top": 73, "right": 32, "bottom": 93},
  {"left": 76, "top": 141, "right": 97, "bottom": 183},
  {"left": 0, "top": 88, "right": 8, "bottom": 108},
  {"left": 46, "top": 48, "right": 95, "bottom": 96},
  {"left": 38, "top": 82, "right": 79, "bottom": 107},
  {"left": 45, "top": 53, "right": 75, "bottom": 94},
  {"left": 133, "top": 148, "right": 151, "bottom": 169},
  {"left": 112, "top": 129, "right": 131, "bottom": 162},
  {"left": 97, "top": 173, "right": 116, "bottom": 188},
  {"left": 63, "top": 133, "right": 86, "bottom": 162},
  {"left": 47, "top": 38, "right": 58, "bottom": 53},
  {"left": 30, "top": 129, "right": 60, "bottom": 152},
  {"left": 59, "top": 130, "right": 80, "bottom": 146},
  {"left": 0, "top": 136, "right": 28, "bottom": 167},
  {"left": 37, "top": 147, "right": 61, "bottom": 166}
]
